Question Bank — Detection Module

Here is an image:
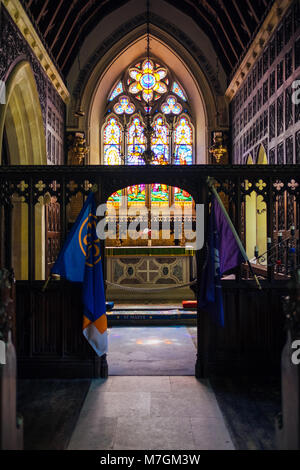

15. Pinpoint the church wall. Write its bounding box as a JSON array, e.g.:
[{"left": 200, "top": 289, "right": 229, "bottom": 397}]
[
  {"left": 0, "top": 6, "right": 65, "bottom": 165},
  {"left": 231, "top": 1, "right": 300, "bottom": 164}
]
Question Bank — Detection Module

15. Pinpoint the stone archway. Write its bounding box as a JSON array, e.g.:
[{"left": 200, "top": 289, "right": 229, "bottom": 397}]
[{"left": 0, "top": 61, "right": 47, "bottom": 280}]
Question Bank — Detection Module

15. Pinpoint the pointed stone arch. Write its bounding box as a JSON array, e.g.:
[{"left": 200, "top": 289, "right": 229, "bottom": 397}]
[
  {"left": 0, "top": 60, "right": 46, "bottom": 165},
  {"left": 257, "top": 144, "right": 268, "bottom": 165},
  {"left": 70, "top": 25, "right": 221, "bottom": 165},
  {"left": 0, "top": 61, "right": 47, "bottom": 279}
]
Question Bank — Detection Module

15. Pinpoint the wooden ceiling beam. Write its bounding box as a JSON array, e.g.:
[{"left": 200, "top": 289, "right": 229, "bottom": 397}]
[
  {"left": 195, "top": 0, "right": 240, "bottom": 60},
  {"left": 217, "top": 0, "right": 246, "bottom": 50},
  {"left": 232, "top": 0, "right": 251, "bottom": 37},
  {"left": 182, "top": 0, "right": 236, "bottom": 66},
  {"left": 246, "top": 0, "right": 260, "bottom": 24},
  {"left": 44, "top": 0, "right": 64, "bottom": 38},
  {"left": 36, "top": 0, "right": 49, "bottom": 25},
  {"left": 58, "top": 0, "right": 112, "bottom": 68},
  {"left": 50, "top": 0, "right": 79, "bottom": 50}
]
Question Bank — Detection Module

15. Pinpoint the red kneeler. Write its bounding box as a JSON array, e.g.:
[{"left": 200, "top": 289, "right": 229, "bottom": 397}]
[{"left": 182, "top": 300, "right": 197, "bottom": 309}]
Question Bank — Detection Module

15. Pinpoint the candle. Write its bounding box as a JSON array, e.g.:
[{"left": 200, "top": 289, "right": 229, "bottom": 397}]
[
  {"left": 254, "top": 246, "right": 259, "bottom": 257},
  {"left": 290, "top": 225, "right": 295, "bottom": 236},
  {"left": 267, "top": 237, "right": 271, "bottom": 244}
]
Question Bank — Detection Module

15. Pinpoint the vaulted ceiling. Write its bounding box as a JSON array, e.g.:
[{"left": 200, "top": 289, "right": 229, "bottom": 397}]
[{"left": 21, "top": 0, "right": 274, "bottom": 78}]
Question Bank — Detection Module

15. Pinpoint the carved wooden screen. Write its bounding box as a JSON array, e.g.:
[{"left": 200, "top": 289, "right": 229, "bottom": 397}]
[{"left": 45, "top": 198, "right": 61, "bottom": 277}]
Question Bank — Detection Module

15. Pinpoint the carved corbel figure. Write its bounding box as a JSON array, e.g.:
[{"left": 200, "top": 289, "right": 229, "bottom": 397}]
[{"left": 67, "top": 132, "right": 89, "bottom": 165}]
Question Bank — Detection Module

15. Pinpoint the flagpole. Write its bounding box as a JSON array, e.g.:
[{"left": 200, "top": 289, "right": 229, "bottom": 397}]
[
  {"left": 207, "top": 176, "right": 262, "bottom": 290},
  {"left": 41, "top": 275, "right": 51, "bottom": 292}
]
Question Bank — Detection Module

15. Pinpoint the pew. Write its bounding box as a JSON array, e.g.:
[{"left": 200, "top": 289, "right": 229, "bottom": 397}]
[{"left": 0, "top": 269, "right": 23, "bottom": 450}]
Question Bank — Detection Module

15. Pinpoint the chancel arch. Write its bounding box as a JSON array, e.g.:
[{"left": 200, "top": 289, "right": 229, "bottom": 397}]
[{"left": 71, "top": 24, "right": 222, "bottom": 164}]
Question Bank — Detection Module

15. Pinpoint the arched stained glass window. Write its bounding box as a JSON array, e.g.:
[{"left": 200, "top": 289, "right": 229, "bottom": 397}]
[
  {"left": 151, "top": 116, "right": 169, "bottom": 165},
  {"left": 103, "top": 57, "right": 194, "bottom": 211},
  {"left": 103, "top": 116, "right": 122, "bottom": 165},
  {"left": 174, "top": 117, "right": 193, "bottom": 165},
  {"left": 127, "top": 116, "right": 146, "bottom": 165}
]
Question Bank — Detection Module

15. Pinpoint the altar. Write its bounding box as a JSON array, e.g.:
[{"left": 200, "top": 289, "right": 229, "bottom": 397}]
[{"left": 105, "top": 246, "right": 196, "bottom": 301}]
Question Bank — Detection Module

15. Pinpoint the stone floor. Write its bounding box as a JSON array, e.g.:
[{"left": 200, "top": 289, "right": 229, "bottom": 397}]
[
  {"left": 67, "top": 376, "right": 235, "bottom": 450},
  {"left": 108, "top": 326, "right": 196, "bottom": 375}
]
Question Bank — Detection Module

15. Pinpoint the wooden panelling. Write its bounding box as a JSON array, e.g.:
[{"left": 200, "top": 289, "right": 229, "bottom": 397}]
[{"left": 16, "top": 280, "right": 287, "bottom": 378}]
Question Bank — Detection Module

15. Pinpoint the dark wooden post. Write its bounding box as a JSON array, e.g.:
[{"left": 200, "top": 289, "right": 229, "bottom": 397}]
[
  {"left": 276, "top": 270, "right": 300, "bottom": 450},
  {"left": 195, "top": 181, "right": 210, "bottom": 378},
  {"left": 0, "top": 269, "right": 23, "bottom": 449},
  {"left": 94, "top": 181, "right": 108, "bottom": 379}
]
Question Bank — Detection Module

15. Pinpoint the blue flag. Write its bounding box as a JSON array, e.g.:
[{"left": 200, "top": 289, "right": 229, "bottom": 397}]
[
  {"left": 51, "top": 192, "right": 95, "bottom": 282},
  {"left": 198, "top": 197, "right": 244, "bottom": 326},
  {"left": 51, "top": 192, "right": 107, "bottom": 356}
]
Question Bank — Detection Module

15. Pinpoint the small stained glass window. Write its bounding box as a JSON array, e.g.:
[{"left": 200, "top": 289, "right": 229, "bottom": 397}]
[
  {"left": 114, "top": 96, "right": 135, "bottom": 115},
  {"left": 161, "top": 96, "right": 182, "bottom": 115},
  {"left": 127, "top": 116, "right": 146, "bottom": 165},
  {"left": 172, "top": 82, "right": 186, "bottom": 101},
  {"left": 109, "top": 81, "right": 123, "bottom": 101},
  {"left": 129, "top": 59, "right": 168, "bottom": 103},
  {"left": 107, "top": 190, "right": 122, "bottom": 208},
  {"left": 103, "top": 116, "right": 122, "bottom": 165},
  {"left": 174, "top": 117, "right": 193, "bottom": 165},
  {"left": 174, "top": 187, "right": 192, "bottom": 206},
  {"left": 151, "top": 116, "right": 169, "bottom": 165},
  {"left": 127, "top": 184, "right": 146, "bottom": 206},
  {"left": 151, "top": 183, "right": 169, "bottom": 206}
]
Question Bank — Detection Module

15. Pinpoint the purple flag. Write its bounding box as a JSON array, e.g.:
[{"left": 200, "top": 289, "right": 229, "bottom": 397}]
[
  {"left": 198, "top": 196, "right": 244, "bottom": 326},
  {"left": 213, "top": 197, "right": 244, "bottom": 275}
]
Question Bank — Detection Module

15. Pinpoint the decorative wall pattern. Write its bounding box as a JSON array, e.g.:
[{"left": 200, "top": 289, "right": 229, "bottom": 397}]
[
  {"left": 108, "top": 255, "right": 188, "bottom": 286},
  {"left": 231, "top": 1, "right": 300, "bottom": 164}
]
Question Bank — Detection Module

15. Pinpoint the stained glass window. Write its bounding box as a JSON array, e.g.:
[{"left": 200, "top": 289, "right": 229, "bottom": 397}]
[
  {"left": 127, "top": 184, "right": 146, "bottom": 206},
  {"left": 174, "top": 117, "right": 193, "bottom": 165},
  {"left": 174, "top": 187, "right": 192, "bottom": 206},
  {"left": 151, "top": 183, "right": 169, "bottom": 206},
  {"left": 172, "top": 82, "right": 186, "bottom": 101},
  {"left": 103, "top": 116, "right": 122, "bottom": 165},
  {"left": 151, "top": 116, "right": 169, "bottom": 165},
  {"left": 114, "top": 96, "right": 135, "bottom": 114},
  {"left": 161, "top": 96, "right": 182, "bottom": 115},
  {"left": 107, "top": 189, "right": 122, "bottom": 208},
  {"left": 127, "top": 116, "right": 146, "bottom": 165},
  {"left": 109, "top": 81, "right": 123, "bottom": 101},
  {"left": 129, "top": 59, "right": 167, "bottom": 103}
]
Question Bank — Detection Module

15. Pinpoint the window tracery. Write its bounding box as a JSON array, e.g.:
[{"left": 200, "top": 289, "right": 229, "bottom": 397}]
[{"left": 102, "top": 57, "right": 194, "bottom": 208}]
